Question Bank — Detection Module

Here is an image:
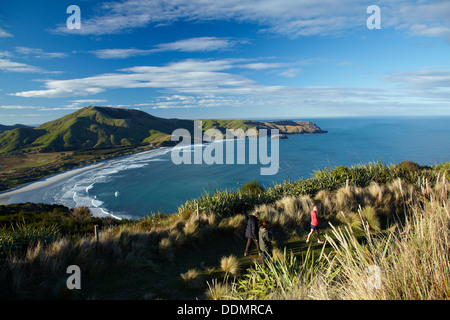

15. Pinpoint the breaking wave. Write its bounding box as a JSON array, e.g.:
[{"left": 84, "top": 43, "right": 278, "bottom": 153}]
[{"left": 42, "top": 148, "right": 173, "bottom": 219}]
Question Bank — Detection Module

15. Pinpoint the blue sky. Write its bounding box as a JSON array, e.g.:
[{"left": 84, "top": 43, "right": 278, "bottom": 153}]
[{"left": 0, "top": 0, "right": 449, "bottom": 125}]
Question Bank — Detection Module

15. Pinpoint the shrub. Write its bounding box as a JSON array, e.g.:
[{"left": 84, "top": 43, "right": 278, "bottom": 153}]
[
  {"left": 397, "top": 161, "right": 420, "bottom": 172},
  {"left": 231, "top": 248, "right": 329, "bottom": 300},
  {"left": 240, "top": 180, "right": 265, "bottom": 195},
  {"left": 0, "top": 223, "right": 60, "bottom": 257},
  {"left": 71, "top": 206, "right": 92, "bottom": 221},
  {"left": 360, "top": 206, "right": 381, "bottom": 232},
  {"left": 435, "top": 162, "right": 450, "bottom": 176}
]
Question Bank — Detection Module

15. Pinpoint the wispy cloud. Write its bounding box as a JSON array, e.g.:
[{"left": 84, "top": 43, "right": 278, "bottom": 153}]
[
  {"left": 92, "top": 48, "right": 151, "bottom": 59},
  {"left": 385, "top": 0, "right": 450, "bottom": 40},
  {"left": 0, "top": 105, "right": 39, "bottom": 110},
  {"left": 0, "top": 57, "right": 49, "bottom": 73},
  {"left": 57, "top": 99, "right": 109, "bottom": 110},
  {"left": 92, "top": 37, "right": 240, "bottom": 59},
  {"left": 11, "top": 58, "right": 450, "bottom": 112},
  {"left": 55, "top": 0, "right": 364, "bottom": 37},
  {"left": 155, "top": 37, "right": 239, "bottom": 52},
  {"left": 53, "top": 0, "right": 450, "bottom": 41},
  {"left": 279, "top": 68, "right": 302, "bottom": 78},
  {"left": 238, "top": 62, "right": 286, "bottom": 70},
  {"left": 384, "top": 69, "right": 450, "bottom": 89},
  {"left": 15, "top": 47, "right": 68, "bottom": 59},
  {"left": 0, "top": 51, "right": 60, "bottom": 73},
  {"left": 12, "top": 59, "right": 254, "bottom": 97},
  {"left": 0, "top": 27, "right": 12, "bottom": 38}
]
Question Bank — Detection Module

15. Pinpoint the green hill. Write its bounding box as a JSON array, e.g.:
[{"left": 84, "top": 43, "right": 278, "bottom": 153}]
[
  {"left": 0, "top": 106, "right": 327, "bottom": 154},
  {"left": 0, "top": 106, "right": 194, "bottom": 153},
  {"left": 0, "top": 124, "right": 30, "bottom": 134}
]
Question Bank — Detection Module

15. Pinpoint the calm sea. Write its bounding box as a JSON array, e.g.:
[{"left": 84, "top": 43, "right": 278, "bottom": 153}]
[{"left": 3, "top": 116, "right": 450, "bottom": 219}]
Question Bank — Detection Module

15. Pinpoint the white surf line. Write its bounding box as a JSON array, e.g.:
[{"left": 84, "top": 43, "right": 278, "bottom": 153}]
[
  {"left": 0, "top": 162, "right": 107, "bottom": 198},
  {"left": 0, "top": 146, "right": 169, "bottom": 204}
]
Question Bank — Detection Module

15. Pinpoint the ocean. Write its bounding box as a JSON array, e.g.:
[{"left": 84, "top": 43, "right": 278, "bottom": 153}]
[{"left": 2, "top": 116, "right": 450, "bottom": 219}]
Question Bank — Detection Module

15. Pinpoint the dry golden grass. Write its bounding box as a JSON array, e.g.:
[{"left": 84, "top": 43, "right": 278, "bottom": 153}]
[
  {"left": 218, "top": 214, "right": 246, "bottom": 229},
  {"left": 206, "top": 278, "right": 233, "bottom": 300},
  {"left": 223, "top": 176, "right": 450, "bottom": 300},
  {"left": 220, "top": 255, "right": 240, "bottom": 276},
  {"left": 180, "top": 268, "right": 203, "bottom": 287}
]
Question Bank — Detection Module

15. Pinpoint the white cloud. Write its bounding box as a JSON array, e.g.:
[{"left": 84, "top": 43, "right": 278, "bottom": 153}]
[
  {"left": 15, "top": 47, "right": 68, "bottom": 59},
  {"left": 384, "top": 69, "right": 450, "bottom": 88},
  {"left": 71, "top": 99, "right": 108, "bottom": 104},
  {"left": 53, "top": 0, "right": 450, "bottom": 41},
  {"left": 239, "top": 62, "right": 285, "bottom": 70},
  {"left": 53, "top": 0, "right": 364, "bottom": 37},
  {"left": 0, "top": 57, "right": 48, "bottom": 73},
  {"left": 383, "top": 0, "right": 450, "bottom": 39},
  {"left": 92, "top": 37, "right": 240, "bottom": 59},
  {"left": 0, "top": 105, "right": 39, "bottom": 109},
  {"left": 11, "top": 59, "right": 244, "bottom": 97},
  {"left": 0, "top": 113, "right": 42, "bottom": 118},
  {"left": 92, "top": 48, "right": 151, "bottom": 59},
  {"left": 154, "top": 37, "right": 237, "bottom": 52},
  {"left": 9, "top": 58, "right": 308, "bottom": 98},
  {"left": 0, "top": 50, "right": 61, "bottom": 73},
  {"left": 279, "top": 68, "right": 302, "bottom": 78},
  {"left": 10, "top": 58, "right": 450, "bottom": 115},
  {"left": 408, "top": 25, "right": 450, "bottom": 38},
  {"left": 262, "top": 15, "right": 355, "bottom": 38},
  {"left": 0, "top": 27, "right": 12, "bottom": 38},
  {"left": 3, "top": 58, "right": 374, "bottom": 100}
]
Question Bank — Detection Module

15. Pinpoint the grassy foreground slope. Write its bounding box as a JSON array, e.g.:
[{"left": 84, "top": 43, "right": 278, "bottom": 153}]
[{"left": 0, "top": 161, "right": 448, "bottom": 300}]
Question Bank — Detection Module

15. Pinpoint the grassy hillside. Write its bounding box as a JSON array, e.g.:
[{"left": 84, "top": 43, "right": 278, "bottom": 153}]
[
  {"left": 0, "top": 161, "right": 448, "bottom": 299},
  {"left": 0, "top": 124, "right": 30, "bottom": 135},
  {"left": 0, "top": 127, "right": 46, "bottom": 154},
  {"left": 0, "top": 106, "right": 194, "bottom": 154}
]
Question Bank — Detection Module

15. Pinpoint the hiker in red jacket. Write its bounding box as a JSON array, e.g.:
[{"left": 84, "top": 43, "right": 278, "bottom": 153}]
[{"left": 306, "top": 205, "right": 324, "bottom": 244}]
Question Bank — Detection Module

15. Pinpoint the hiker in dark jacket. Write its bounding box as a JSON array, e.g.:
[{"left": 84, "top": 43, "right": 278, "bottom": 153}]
[{"left": 244, "top": 211, "right": 262, "bottom": 257}]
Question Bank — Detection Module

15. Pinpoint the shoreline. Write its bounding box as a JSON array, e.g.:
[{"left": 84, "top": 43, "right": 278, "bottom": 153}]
[{"left": 0, "top": 146, "right": 168, "bottom": 205}]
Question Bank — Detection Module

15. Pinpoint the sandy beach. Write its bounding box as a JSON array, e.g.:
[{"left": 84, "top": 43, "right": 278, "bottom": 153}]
[
  {"left": 0, "top": 162, "right": 106, "bottom": 204},
  {"left": 0, "top": 147, "right": 168, "bottom": 205}
]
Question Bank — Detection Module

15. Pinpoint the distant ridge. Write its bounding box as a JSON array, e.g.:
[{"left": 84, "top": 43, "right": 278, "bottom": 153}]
[
  {"left": 0, "top": 106, "right": 327, "bottom": 154},
  {"left": 0, "top": 124, "right": 29, "bottom": 134}
]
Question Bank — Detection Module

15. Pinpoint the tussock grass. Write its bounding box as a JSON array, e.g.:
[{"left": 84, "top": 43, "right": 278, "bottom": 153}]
[
  {"left": 226, "top": 175, "right": 450, "bottom": 300},
  {"left": 180, "top": 268, "right": 203, "bottom": 287},
  {"left": 220, "top": 255, "right": 240, "bottom": 276},
  {"left": 206, "top": 278, "right": 233, "bottom": 300}
]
